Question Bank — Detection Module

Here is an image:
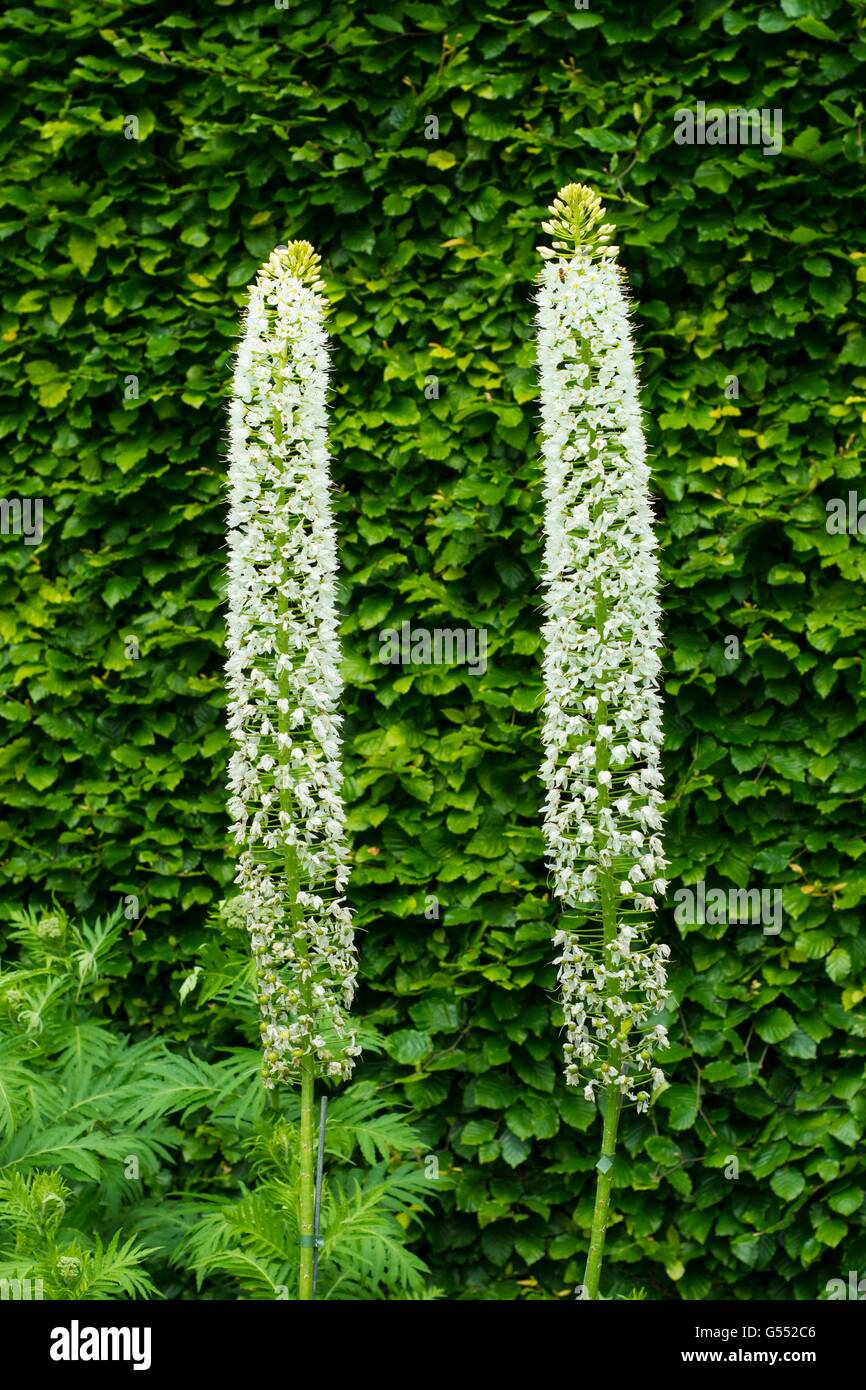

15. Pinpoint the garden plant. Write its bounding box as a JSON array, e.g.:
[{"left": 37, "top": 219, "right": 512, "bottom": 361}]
[
  {"left": 537, "top": 183, "right": 672, "bottom": 1298},
  {"left": 1, "top": 0, "right": 865, "bottom": 1318},
  {"left": 226, "top": 239, "right": 360, "bottom": 1298}
]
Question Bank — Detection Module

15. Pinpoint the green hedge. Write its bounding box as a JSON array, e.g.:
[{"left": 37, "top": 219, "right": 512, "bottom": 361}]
[{"left": 2, "top": 0, "right": 865, "bottom": 1298}]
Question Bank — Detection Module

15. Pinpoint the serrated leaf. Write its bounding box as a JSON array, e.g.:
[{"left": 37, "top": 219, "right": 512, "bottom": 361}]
[
  {"left": 755, "top": 1008, "right": 796, "bottom": 1044},
  {"left": 69, "top": 231, "right": 97, "bottom": 275},
  {"left": 770, "top": 1168, "right": 805, "bottom": 1201}
]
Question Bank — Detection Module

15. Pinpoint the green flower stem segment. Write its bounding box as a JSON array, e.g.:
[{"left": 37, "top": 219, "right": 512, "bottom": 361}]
[
  {"left": 583, "top": 589, "right": 623, "bottom": 1301},
  {"left": 226, "top": 242, "right": 360, "bottom": 1299},
  {"left": 536, "top": 186, "right": 673, "bottom": 1298},
  {"left": 299, "top": 1058, "right": 316, "bottom": 1299},
  {"left": 275, "top": 581, "right": 315, "bottom": 1299},
  {"left": 584, "top": 1085, "right": 622, "bottom": 1299}
]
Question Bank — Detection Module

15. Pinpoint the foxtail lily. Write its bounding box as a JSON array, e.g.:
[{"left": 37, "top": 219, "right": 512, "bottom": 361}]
[
  {"left": 536, "top": 185, "right": 672, "bottom": 1298},
  {"left": 226, "top": 241, "right": 359, "bottom": 1298}
]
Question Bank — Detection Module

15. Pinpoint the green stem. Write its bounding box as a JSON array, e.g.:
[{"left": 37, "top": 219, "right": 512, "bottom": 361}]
[
  {"left": 271, "top": 355, "right": 318, "bottom": 1300},
  {"left": 298, "top": 1054, "right": 315, "bottom": 1300},
  {"left": 278, "top": 674, "right": 315, "bottom": 1301},
  {"left": 582, "top": 857, "right": 622, "bottom": 1300},
  {"left": 583, "top": 1083, "right": 621, "bottom": 1299},
  {"left": 581, "top": 571, "right": 622, "bottom": 1300},
  {"left": 583, "top": 828, "right": 621, "bottom": 1299}
]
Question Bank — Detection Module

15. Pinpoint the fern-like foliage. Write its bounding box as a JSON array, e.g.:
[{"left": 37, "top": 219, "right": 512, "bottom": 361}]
[
  {"left": 0, "top": 903, "right": 442, "bottom": 1301},
  {"left": 0, "top": 905, "right": 205, "bottom": 1298},
  {"left": 0, "top": 907, "right": 214, "bottom": 1191},
  {"left": 0, "top": 1170, "right": 157, "bottom": 1300},
  {"left": 167, "top": 1087, "right": 443, "bottom": 1300}
]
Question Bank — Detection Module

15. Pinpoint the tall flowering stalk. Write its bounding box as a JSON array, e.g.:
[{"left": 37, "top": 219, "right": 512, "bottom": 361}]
[
  {"left": 226, "top": 241, "right": 360, "bottom": 1299},
  {"left": 536, "top": 186, "right": 672, "bottom": 1299}
]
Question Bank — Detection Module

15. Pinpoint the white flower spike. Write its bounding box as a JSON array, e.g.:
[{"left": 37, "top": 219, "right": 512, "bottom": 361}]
[
  {"left": 536, "top": 185, "right": 671, "bottom": 1112},
  {"left": 226, "top": 241, "right": 360, "bottom": 1087}
]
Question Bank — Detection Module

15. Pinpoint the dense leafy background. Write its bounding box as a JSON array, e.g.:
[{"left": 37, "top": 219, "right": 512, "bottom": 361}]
[{"left": 1, "top": 0, "right": 865, "bottom": 1299}]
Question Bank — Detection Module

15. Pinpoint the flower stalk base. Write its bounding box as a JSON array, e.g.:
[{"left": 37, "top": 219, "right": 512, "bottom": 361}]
[
  {"left": 583, "top": 1084, "right": 621, "bottom": 1299},
  {"left": 298, "top": 1059, "right": 315, "bottom": 1300}
]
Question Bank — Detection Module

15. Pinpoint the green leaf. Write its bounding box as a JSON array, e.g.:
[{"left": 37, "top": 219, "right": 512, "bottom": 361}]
[
  {"left": 575, "top": 125, "right": 632, "bottom": 152},
  {"left": 102, "top": 576, "right": 139, "bottom": 609},
  {"left": 828, "top": 1188, "right": 863, "bottom": 1217},
  {"left": 755, "top": 1008, "right": 796, "bottom": 1043},
  {"left": 770, "top": 1168, "right": 805, "bottom": 1201},
  {"left": 480, "top": 1226, "right": 513, "bottom": 1266},
  {"left": 815, "top": 1218, "right": 847, "bottom": 1247},
  {"left": 500, "top": 1128, "right": 530, "bottom": 1168},
  {"left": 461, "top": 1118, "right": 497, "bottom": 1145},
  {"left": 382, "top": 1030, "right": 433, "bottom": 1066},
  {"left": 37, "top": 380, "right": 70, "bottom": 408},
  {"left": 826, "top": 948, "right": 851, "bottom": 982},
  {"left": 381, "top": 397, "right": 420, "bottom": 426},
  {"left": 751, "top": 270, "right": 775, "bottom": 293},
  {"left": 466, "top": 187, "right": 503, "bottom": 222},
  {"left": 49, "top": 295, "right": 75, "bottom": 325},
  {"left": 208, "top": 182, "right": 240, "bottom": 210},
  {"left": 68, "top": 231, "right": 97, "bottom": 275},
  {"left": 660, "top": 1086, "right": 699, "bottom": 1131}
]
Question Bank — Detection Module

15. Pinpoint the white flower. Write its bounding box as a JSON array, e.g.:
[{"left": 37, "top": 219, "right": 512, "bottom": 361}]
[
  {"left": 226, "top": 241, "right": 360, "bottom": 1087},
  {"left": 537, "top": 185, "right": 671, "bottom": 1103}
]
